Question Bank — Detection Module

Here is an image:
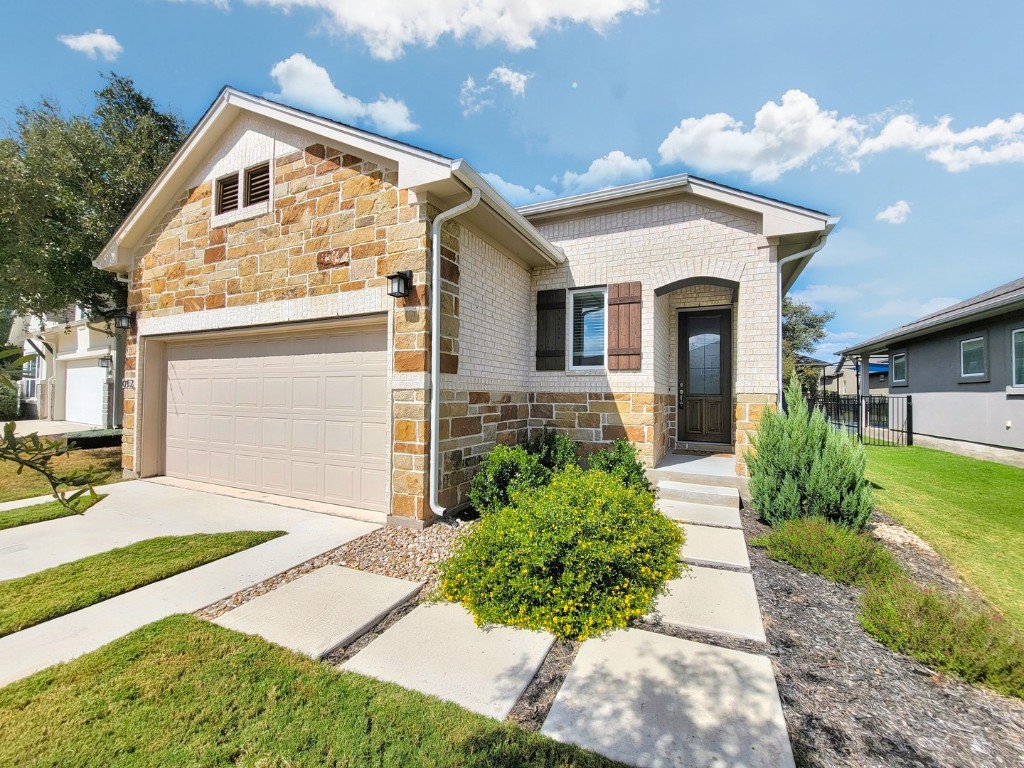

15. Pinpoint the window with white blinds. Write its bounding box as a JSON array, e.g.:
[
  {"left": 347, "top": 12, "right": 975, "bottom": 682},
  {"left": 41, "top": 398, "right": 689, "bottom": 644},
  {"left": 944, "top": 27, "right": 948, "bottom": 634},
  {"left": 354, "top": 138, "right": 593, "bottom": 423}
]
[{"left": 570, "top": 288, "right": 607, "bottom": 368}]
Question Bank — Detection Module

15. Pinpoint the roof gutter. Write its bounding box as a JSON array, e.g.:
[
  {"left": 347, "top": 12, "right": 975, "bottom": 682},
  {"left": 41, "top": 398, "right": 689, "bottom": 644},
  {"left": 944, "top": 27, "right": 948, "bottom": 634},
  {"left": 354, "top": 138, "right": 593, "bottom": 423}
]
[
  {"left": 429, "top": 188, "right": 481, "bottom": 518},
  {"left": 776, "top": 226, "right": 834, "bottom": 405}
]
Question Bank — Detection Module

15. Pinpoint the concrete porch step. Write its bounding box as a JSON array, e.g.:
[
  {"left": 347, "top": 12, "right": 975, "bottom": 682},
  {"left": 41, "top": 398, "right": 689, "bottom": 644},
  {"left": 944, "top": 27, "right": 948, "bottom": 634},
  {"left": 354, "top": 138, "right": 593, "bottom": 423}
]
[
  {"left": 658, "top": 481, "right": 739, "bottom": 509},
  {"left": 680, "top": 524, "right": 750, "bottom": 571},
  {"left": 658, "top": 499, "right": 742, "bottom": 529}
]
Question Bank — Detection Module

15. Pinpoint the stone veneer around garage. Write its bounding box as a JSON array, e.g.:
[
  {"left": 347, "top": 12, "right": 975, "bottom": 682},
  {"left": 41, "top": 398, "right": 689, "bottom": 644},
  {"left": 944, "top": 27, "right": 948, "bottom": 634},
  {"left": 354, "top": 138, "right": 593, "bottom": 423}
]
[{"left": 122, "top": 130, "right": 435, "bottom": 524}]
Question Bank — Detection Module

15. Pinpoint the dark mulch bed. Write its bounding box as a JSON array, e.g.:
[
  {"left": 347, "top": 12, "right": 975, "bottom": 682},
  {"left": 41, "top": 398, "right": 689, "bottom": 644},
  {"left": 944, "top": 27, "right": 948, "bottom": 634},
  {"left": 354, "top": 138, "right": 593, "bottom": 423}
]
[{"left": 744, "top": 509, "right": 1024, "bottom": 768}]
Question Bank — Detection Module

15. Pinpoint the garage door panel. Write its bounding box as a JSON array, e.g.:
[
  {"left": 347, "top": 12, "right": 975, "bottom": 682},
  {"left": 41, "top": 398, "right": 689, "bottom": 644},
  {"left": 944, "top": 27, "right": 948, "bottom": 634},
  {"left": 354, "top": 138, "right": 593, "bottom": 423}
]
[{"left": 164, "top": 325, "right": 387, "bottom": 512}]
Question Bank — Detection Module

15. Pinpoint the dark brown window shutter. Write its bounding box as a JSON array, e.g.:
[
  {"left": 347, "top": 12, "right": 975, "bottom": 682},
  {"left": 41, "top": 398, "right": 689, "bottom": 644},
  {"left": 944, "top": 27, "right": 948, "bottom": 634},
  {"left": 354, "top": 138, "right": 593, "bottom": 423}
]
[
  {"left": 607, "top": 281, "right": 642, "bottom": 371},
  {"left": 536, "top": 289, "right": 566, "bottom": 371},
  {"left": 216, "top": 174, "right": 239, "bottom": 214},
  {"left": 245, "top": 163, "right": 271, "bottom": 206}
]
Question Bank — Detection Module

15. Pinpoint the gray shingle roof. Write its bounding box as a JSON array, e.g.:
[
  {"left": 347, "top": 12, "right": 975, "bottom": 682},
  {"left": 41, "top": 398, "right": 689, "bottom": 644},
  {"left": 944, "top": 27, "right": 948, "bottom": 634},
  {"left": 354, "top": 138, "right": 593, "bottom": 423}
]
[{"left": 842, "top": 276, "right": 1024, "bottom": 355}]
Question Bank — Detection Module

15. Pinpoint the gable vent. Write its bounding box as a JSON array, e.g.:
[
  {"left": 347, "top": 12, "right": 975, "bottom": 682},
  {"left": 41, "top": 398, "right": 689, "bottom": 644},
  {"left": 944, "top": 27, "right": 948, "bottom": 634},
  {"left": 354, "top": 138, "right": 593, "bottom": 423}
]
[
  {"left": 216, "top": 174, "right": 239, "bottom": 214},
  {"left": 245, "top": 163, "right": 271, "bottom": 206}
]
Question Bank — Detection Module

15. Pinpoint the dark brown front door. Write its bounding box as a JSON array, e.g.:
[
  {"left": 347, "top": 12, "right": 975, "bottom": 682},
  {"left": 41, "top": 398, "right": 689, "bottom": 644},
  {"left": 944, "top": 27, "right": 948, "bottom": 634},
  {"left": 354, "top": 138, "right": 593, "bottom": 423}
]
[{"left": 678, "top": 309, "right": 732, "bottom": 444}]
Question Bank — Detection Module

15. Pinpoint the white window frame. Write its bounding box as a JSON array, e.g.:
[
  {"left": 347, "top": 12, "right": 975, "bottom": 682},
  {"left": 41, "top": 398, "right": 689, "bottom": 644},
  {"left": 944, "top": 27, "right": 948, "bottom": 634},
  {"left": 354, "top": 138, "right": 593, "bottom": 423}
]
[
  {"left": 891, "top": 351, "right": 908, "bottom": 384},
  {"left": 1012, "top": 328, "right": 1024, "bottom": 388},
  {"left": 567, "top": 286, "right": 608, "bottom": 371},
  {"left": 960, "top": 336, "right": 986, "bottom": 378},
  {"left": 210, "top": 160, "right": 274, "bottom": 229}
]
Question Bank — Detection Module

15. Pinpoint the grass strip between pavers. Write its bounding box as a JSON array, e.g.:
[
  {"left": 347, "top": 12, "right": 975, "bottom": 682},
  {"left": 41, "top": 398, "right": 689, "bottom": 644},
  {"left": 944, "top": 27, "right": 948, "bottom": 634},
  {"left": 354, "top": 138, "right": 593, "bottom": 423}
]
[
  {"left": 0, "top": 614, "right": 618, "bottom": 767},
  {"left": 0, "top": 531, "right": 284, "bottom": 637},
  {"left": 0, "top": 495, "right": 105, "bottom": 532}
]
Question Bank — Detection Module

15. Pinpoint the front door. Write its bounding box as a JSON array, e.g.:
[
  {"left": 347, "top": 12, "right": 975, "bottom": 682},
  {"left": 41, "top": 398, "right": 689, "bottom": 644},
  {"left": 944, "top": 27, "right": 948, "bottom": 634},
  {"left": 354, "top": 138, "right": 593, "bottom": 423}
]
[{"left": 678, "top": 309, "right": 732, "bottom": 444}]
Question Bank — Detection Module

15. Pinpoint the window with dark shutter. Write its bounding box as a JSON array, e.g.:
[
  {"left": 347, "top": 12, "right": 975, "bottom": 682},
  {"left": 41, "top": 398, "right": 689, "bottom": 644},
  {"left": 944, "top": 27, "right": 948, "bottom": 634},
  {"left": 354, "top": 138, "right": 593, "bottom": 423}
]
[
  {"left": 607, "top": 281, "right": 642, "bottom": 371},
  {"left": 216, "top": 174, "right": 239, "bottom": 214},
  {"left": 245, "top": 163, "right": 271, "bottom": 206},
  {"left": 536, "top": 288, "right": 567, "bottom": 371}
]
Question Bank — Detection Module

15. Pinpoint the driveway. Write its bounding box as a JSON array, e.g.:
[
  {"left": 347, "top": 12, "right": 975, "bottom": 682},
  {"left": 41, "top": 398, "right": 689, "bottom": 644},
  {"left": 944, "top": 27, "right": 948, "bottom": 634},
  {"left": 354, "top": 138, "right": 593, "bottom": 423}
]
[
  {"left": 0, "top": 481, "right": 378, "bottom": 686},
  {"left": 12, "top": 419, "right": 101, "bottom": 437}
]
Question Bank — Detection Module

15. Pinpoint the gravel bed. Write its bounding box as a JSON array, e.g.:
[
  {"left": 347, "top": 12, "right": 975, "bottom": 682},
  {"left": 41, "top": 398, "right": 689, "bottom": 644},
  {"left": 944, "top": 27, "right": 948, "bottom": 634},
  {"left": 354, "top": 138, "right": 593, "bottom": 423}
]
[
  {"left": 744, "top": 509, "right": 1024, "bottom": 768},
  {"left": 195, "top": 516, "right": 469, "bottom": 621}
]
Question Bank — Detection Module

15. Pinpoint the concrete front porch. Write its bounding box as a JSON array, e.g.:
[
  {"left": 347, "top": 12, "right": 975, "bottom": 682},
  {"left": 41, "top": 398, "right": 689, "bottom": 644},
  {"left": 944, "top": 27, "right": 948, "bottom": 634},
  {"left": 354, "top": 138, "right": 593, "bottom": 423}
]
[{"left": 648, "top": 452, "right": 747, "bottom": 492}]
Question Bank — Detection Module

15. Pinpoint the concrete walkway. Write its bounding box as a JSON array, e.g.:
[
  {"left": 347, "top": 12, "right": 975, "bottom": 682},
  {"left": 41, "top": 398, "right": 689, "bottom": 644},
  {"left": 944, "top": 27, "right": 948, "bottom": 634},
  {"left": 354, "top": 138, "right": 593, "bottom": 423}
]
[
  {"left": 0, "top": 483, "right": 377, "bottom": 686},
  {"left": 0, "top": 480, "right": 377, "bottom": 580},
  {"left": 12, "top": 419, "right": 101, "bottom": 437}
]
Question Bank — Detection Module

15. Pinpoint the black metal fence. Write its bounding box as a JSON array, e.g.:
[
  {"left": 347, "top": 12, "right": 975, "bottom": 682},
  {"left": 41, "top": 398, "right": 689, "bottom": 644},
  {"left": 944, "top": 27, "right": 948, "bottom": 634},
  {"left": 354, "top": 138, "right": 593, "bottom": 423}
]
[{"left": 806, "top": 393, "right": 913, "bottom": 447}]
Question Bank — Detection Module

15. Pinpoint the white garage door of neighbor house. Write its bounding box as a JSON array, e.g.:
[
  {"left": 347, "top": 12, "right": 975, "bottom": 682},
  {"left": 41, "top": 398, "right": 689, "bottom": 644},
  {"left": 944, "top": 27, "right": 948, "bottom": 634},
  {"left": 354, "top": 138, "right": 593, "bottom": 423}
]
[
  {"left": 65, "top": 359, "right": 106, "bottom": 426},
  {"left": 164, "top": 326, "right": 388, "bottom": 512}
]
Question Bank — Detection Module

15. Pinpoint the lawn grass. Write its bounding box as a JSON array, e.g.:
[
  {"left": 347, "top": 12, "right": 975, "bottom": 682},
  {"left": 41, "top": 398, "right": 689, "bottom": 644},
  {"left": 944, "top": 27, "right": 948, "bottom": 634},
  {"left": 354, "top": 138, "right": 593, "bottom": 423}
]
[
  {"left": 0, "top": 531, "right": 283, "bottom": 637},
  {"left": 0, "top": 494, "right": 104, "bottom": 532},
  {"left": 0, "top": 446, "right": 123, "bottom": 503},
  {"left": 864, "top": 445, "right": 1024, "bottom": 633},
  {"left": 0, "top": 615, "right": 616, "bottom": 768}
]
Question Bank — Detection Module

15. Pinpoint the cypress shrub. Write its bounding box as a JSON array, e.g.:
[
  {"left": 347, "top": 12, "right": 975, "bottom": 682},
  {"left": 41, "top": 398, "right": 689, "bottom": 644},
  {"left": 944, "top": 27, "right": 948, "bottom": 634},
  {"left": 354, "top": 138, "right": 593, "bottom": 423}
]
[{"left": 747, "top": 377, "right": 873, "bottom": 529}]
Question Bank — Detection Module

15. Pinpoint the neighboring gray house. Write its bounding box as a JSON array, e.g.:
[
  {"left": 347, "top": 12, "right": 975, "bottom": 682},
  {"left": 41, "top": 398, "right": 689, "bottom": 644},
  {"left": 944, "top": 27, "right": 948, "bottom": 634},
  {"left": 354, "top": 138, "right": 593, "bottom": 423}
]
[{"left": 842, "top": 278, "right": 1024, "bottom": 466}]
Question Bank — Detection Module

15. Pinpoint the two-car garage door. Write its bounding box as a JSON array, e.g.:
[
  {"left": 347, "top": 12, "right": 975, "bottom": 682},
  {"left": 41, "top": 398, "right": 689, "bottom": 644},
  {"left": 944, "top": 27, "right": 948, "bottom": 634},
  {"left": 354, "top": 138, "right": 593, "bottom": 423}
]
[{"left": 164, "top": 326, "right": 387, "bottom": 512}]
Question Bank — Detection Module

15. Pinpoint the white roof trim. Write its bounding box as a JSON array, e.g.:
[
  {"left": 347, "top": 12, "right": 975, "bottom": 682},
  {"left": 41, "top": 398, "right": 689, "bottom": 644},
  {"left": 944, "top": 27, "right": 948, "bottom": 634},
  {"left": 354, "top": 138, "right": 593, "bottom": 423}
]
[{"left": 518, "top": 173, "right": 835, "bottom": 239}]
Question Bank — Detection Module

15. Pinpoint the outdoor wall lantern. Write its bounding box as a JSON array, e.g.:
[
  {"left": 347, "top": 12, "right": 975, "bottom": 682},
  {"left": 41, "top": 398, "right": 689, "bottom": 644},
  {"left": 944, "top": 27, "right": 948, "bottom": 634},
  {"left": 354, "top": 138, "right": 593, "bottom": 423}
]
[
  {"left": 386, "top": 271, "right": 413, "bottom": 299},
  {"left": 112, "top": 311, "right": 136, "bottom": 330},
  {"left": 98, "top": 355, "right": 113, "bottom": 370}
]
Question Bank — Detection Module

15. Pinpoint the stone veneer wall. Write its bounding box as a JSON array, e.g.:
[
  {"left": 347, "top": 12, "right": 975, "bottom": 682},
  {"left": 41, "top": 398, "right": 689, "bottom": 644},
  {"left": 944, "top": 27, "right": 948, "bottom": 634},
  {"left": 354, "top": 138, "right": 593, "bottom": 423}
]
[{"left": 123, "top": 137, "right": 434, "bottom": 523}]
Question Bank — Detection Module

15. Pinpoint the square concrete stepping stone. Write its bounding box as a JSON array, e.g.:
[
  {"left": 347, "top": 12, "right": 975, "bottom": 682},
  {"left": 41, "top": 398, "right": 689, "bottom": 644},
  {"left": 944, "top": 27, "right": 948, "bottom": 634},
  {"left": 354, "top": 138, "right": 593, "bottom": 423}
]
[
  {"left": 659, "top": 499, "right": 742, "bottom": 529},
  {"left": 681, "top": 524, "right": 750, "bottom": 570},
  {"left": 652, "top": 565, "right": 766, "bottom": 643},
  {"left": 342, "top": 603, "right": 554, "bottom": 720},
  {"left": 213, "top": 565, "right": 420, "bottom": 658},
  {"left": 542, "top": 629, "right": 794, "bottom": 768}
]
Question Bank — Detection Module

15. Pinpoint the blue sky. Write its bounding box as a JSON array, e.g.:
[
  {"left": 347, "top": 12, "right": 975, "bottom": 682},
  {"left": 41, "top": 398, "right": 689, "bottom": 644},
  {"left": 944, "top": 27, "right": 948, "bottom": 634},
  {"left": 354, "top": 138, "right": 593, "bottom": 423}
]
[{"left": 3, "top": 1, "right": 1023, "bottom": 358}]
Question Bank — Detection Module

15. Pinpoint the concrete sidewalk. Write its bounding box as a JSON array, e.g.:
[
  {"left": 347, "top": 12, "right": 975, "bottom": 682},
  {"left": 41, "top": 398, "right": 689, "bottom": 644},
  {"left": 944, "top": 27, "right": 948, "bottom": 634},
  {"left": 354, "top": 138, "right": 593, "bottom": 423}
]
[
  {"left": 0, "top": 480, "right": 375, "bottom": 580},
  {"left": 0, "top": 482, "right": 377, "bottom": 687}
]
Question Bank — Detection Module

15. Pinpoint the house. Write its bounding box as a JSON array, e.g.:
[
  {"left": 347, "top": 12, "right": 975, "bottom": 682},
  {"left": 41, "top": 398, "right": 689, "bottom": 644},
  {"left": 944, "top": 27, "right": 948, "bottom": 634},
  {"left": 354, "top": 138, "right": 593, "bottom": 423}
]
[
  {"left": 842, "top": 277, "right": 1024, "bottom": 466},
  {"left": 7, "top": 307, "right": 124, "bottom": 428},
  {"left": 819, "top": 355, "right": 889, "bottom": 396},
  {"left": 92, "top": 88, "right": 836, "bottom": 527}
]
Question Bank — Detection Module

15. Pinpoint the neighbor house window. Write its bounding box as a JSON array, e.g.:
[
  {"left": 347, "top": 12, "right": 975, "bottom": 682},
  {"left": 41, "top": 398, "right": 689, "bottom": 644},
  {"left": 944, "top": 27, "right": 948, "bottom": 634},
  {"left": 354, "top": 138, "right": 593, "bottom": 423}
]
[
  {"left": 891, "top": 352, "right": 907, "bottom": 383},
  {"left": 569, "top": 287, "right": 607, "bottom": 368},
  {"left": 215, "top": 162, "right": 271, "bottom": 216},
  {"left": 1013, "top": 329, "right": 1024, "bottom": 387},
  {"left": 960, "top": 336, "right": 986, "bottom": 377}
]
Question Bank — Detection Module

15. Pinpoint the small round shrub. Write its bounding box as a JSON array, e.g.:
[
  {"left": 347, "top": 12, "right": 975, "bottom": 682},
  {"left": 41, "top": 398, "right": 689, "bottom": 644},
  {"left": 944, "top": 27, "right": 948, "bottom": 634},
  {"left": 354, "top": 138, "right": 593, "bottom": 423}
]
[
  {"left": 439, "top": 467, "right": 683, "bottom": 640},
  {"left": 524, "top": 428, "right": 579, "bottom": 472},
  {"left": 0, "top": 386, "right": 18, "bottom": 421},
  {"left": 467, "top": 444, "right": 550, "bottom": 515},
  {"left": 587, "top": 438, "right": 652, "bottom": 493},
  {"left": 750, "top": 517, "right": 903, "bottom": 586}
]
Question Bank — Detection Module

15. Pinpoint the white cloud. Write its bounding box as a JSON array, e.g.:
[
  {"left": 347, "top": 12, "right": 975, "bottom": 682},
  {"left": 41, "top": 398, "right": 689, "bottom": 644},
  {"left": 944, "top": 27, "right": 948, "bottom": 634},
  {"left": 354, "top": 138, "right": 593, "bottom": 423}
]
[
  {"left": 459, "top": 76, "right": 493, "bottom": 117},
  {"left": 865, "top": 296, "right": 960, "bottom": 319},
  {"left": 789, "top": 283, "right": 862, "bottom": 310},
  {"left": 875, "top": 200, "right": 911, "bottom": 224},
  {"left": 57, "top": 29, "right": 123, "bottom": 61},
  {"left": 659, "top": 91, "right": 1024, "bottom": 181},
  {"left": 857, "top": 113, "right": 1024, "bottom": 171},
  {"left": 560, "top": 150, "right": 652, "bottom": 195},
  {"left": 488, "top": 66, "right": 530, "bottom": 96},
  {"left": 460, "top": 66, "right": 531, "bottom": 116},
  {"left": 658, "top": 90, "right": 863, "bottom": 183},
  {"left": 216, "top": 0, "right": 649, "bottom": 60},
  {"left": 481, "top": 172, "right": 554, "bottom": 205},
  {"left": 267, "top": 53, "right": 417, "bottom": 134}
]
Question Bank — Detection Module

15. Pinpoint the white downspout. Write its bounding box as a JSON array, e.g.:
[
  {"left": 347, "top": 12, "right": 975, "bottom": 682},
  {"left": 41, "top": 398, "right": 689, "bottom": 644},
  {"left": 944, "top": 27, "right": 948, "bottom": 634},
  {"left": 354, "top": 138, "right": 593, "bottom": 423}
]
[
  {"left": 429, "top": 189, "right": 481, "bottom": 518},
  {"left": 776, "top": 236, "right": 828, "bottom": 407}
]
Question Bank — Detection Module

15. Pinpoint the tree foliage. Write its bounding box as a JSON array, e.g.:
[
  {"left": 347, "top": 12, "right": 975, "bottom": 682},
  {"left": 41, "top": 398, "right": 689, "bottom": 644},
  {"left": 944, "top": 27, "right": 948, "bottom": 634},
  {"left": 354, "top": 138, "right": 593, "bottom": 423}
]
[
  {"left": 782, "top": 296, "right": 836, "bottom": 390},
  {"left": 0, "top": 74, "right": 186, "bottom": 319}
]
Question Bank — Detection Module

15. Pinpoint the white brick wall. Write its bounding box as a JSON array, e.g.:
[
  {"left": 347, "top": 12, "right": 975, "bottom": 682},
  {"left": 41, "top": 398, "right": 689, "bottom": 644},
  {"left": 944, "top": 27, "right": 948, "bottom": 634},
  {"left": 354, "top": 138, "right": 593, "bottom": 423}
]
[{"left": 529, "top": 198, "right": 778, "bottom": 397}]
